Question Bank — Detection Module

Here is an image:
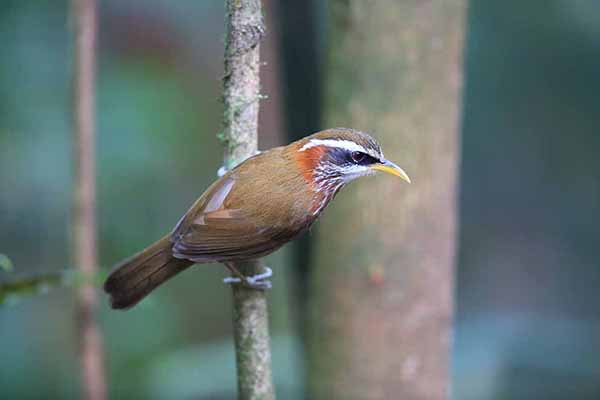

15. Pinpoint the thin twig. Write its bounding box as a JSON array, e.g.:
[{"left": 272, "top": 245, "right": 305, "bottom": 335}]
[
  {"left": 0, "top": 272, "right": 64, "bottom": 305},
  {"left": 72, "top": 0, "right": 106, "bottom": 399},
  {"left": 0, "top": 269, "right": 107, "bottom": 306},
  {"left": 222, "top": 1, "right": 274, "bottom": 399}
]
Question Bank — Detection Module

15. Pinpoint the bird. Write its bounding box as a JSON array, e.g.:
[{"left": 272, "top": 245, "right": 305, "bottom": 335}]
[{"left": 103, "top": 128, "right": 410, "bottom": 309}]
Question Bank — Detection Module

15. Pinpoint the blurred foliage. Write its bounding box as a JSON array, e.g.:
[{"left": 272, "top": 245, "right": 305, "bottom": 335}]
[
  {"left": 455, "top": 1, "right": 600, "bottom": 399},
  {"left": 2, "top": 0, "right": 600, "bottom": 399},
  {"left": 0, "top": 254, "right": 13, "bottom": 272},
  {"left": 0, "top": 1, "right": 300, "bottom": 399}
]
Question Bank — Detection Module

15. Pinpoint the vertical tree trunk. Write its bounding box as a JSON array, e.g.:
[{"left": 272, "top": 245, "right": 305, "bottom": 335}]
[
  {"left": 71, "top": 0, "right": 106, "bottom": 399},
  {"left": 307, "top": 1, "right": 466, "bottom": 399},
  {"left": 222, "top": 1, "right": 275, "bottom": 399}
]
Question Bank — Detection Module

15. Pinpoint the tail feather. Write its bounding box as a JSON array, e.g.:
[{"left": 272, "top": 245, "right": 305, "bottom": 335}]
[{"left": 104, "top": 236, "right": 193, "bottom": 309}]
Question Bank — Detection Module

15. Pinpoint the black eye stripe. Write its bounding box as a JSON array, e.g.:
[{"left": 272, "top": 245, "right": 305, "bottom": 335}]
[
  {"left": 351, "top": 151, "right": 365, "bottom": 163},
  {"left": 349, "top": 151, "right": 378, "bottom": 165},
  {"left": 324, "top": 147, "right": 379, "bottom": 167}
]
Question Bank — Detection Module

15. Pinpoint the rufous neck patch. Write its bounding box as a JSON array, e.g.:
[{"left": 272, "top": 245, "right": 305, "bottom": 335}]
[{"left": 293, "top": 142, "right": 326, "bottom": 186}]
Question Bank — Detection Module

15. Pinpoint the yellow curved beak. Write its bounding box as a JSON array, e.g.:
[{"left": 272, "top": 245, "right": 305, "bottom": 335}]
[{"left": 370, "top": 159, "right": 411, "bottom": 183}]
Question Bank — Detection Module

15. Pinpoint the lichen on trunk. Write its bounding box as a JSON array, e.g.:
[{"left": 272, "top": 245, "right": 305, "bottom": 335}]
[{"left": 221, "top": 1, "right": 275, "bottom": 399}]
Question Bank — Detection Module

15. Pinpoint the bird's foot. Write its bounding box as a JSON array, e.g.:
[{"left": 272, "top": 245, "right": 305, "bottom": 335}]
[{"left": 223, "top": 266, "right": 272, "bottom": 290}]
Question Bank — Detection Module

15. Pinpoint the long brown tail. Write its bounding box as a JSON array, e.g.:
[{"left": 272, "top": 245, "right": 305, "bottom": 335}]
[{"left": 104, "top": 236, "right": 193, "bottom": 310}]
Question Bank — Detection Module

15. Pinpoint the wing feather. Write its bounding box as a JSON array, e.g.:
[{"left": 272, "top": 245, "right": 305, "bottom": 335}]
[
  {"left": 171, "top": 211, "right": 285, "bottom": 262},
  {"left": 169, "top": 149, "right": 312, "bottom": 263}
]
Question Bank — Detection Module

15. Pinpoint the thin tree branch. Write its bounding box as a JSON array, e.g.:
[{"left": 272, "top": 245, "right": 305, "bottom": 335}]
[
  {"left": 222, "top": 1, "right": 274, "bottom": 399},
  {"left": 0, "top": 272, "right": 64, "bottom": 305},
  {"left": 0, "top": 269, "right": 107, "bottom": 306},
  {"left": 72, "top": 0, "right": 106, "bottom": 399}
]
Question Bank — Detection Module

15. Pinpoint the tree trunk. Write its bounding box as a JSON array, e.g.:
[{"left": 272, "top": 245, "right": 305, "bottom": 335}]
[
  {"left": 222, "top": 1, "right": 275, "bottom": 399},
  {"left": 71, "top": 0, "right": 106, "bottom": 399},
  {"left": 307, "top": 1, "right": 466, "bottom": 399}
]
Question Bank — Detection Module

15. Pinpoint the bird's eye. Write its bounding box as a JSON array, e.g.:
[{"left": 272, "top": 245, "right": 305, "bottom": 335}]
[{"left": 351, "top": 151, "right": 366, "bottom": 163}]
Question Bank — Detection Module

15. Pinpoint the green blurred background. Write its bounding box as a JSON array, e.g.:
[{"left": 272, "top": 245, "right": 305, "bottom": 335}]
[{"left": 1, "top": 0, "right": 599, "bottom": 399}]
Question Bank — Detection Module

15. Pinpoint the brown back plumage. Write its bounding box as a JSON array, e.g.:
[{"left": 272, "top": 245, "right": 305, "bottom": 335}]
[
  {"left": 104, "top": 144, "right": 315, "bottom": 309},
  {"left": 104, "top": 128, "right": 383, "bottom": 309}
]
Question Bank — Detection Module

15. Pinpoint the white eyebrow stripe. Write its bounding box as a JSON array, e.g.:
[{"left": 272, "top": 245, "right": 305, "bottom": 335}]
[{"left": 299, "top": 138, "right": 369, "bottom": 154}]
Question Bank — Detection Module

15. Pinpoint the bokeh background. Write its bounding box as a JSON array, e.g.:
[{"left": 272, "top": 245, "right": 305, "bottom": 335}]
[{"left": 1, "top": 1, "right": 600, "bottom": 399}]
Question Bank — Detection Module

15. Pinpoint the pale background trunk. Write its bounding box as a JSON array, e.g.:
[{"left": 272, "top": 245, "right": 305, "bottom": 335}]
[
  {"left": 71, "top": 0, "right": 106, "bottom": 399},
  {"left": 307, "top": 1, "right": 466, "bottom": 399}
]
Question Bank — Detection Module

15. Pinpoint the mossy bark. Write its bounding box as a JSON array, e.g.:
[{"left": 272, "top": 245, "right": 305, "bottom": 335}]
[
  {"left": 231, "top": 262, "right": 275, "bottom": 400},
  {"left": 223, "top": 0, "right": 265, "bottom": 169},
  {"left": 222, "top": 1, "right": 275, "bottom": 399},
  {"left": 308, "top": 1, "right": 466, "bottom": 399}
]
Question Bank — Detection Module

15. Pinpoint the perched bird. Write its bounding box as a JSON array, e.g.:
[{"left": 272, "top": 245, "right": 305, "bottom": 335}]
[{"left": 104, "top": 128, "right": 410, "bottom": 309}]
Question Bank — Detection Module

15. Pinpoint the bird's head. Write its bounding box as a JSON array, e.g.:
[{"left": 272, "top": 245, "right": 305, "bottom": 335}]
[{"left": 294, "top": 128, "right": 410, "bottom": 194}]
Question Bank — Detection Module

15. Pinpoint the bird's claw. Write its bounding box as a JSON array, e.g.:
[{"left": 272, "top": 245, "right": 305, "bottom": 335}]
[{"left": 223, "top": 266, "right": 272, "bottom": 290}]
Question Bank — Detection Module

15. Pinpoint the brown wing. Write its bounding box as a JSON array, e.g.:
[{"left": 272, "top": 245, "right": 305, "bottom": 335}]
[
  {"left": 172, "top": 216, "right": 289, "bottom": 262},
  {"left": 170, "top": 151, "right": 311, "bottom": 263}
]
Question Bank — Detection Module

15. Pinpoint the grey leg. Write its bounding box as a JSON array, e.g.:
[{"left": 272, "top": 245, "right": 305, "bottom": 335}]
[{"left": 223, "top": 263, "right": 273, "bottom": 290}]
